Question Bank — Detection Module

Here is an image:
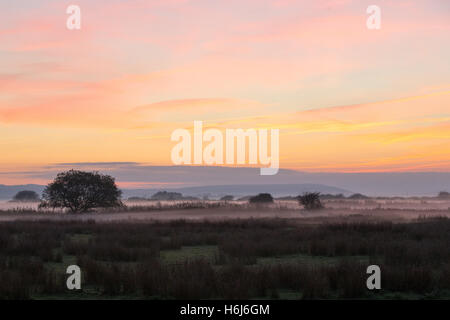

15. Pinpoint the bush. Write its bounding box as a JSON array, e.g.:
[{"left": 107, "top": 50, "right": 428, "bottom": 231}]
[
  {"left": 297, "top": 192, "right": 323, "bottom": 210},
  {"left": 151, "top": 191, "right": 183, "bottom": 200},
  {"left": 12, "top": 190, "right": 40, "bottom": 202},
  {"left": 438, "top": 191, "right": 450, "bottom": 198},
  {"left": 249, "top": 193, "right": 274, "bottom": 204}
]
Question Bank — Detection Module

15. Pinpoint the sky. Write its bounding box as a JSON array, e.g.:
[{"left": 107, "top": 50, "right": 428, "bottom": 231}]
[{"left": 0, "top": 0, "right": 449, "bottom": 186}]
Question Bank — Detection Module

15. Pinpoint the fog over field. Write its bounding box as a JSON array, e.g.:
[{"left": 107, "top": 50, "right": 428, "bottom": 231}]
[{"left": 1, "top": 198, "right": 449, "bottom": 223}]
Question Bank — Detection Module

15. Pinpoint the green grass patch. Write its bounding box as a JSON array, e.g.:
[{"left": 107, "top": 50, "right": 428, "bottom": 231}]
[
  {"left": 160, "top": 245, "right": 218, "bottom": 265},
  {"left": 257, "top": 253, "right": 370, "bottom": 266},
  {"left": 69, "top": 233, "right": 92, "bottom": 243}
]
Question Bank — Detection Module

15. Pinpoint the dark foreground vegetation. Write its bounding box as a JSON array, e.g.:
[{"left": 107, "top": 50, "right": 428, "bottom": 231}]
[{"left": 0, "top": 217, "right": 449, "bottom": 299}]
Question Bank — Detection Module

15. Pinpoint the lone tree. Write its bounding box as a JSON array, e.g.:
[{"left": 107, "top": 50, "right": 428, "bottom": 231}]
[
  {"left": 40, "top": 170, "right": 122, "bottom": 213},
  {"left": 297, "top": 192, "right": 323, "bottom": 210},
  {"left": 12, "top": 190, "right": 40, "bottom": 202},
  {"left": 249, "top": 193, "right": 274, "bottom": 204}
]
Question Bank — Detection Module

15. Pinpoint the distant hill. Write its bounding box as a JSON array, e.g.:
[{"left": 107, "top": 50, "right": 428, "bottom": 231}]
[
  {"left": 0, "top": 183, "right": 348, "bottom": 201},
  {"left": 1, "top": 166, "right": 449, "bottom": 198}
]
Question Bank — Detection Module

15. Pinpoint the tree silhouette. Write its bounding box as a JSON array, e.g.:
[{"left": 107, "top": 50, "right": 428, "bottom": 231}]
[
  {"left": 249, "top": 193, "right": 274, "bottom": 204},
  {"left": 297, "top": 192, "right": 323, "bottom": 210},
  {"left": 40, "top": 170, "right": 122, "bottom": 213},
  {"left": 438, "top": 191, "right": 450, "bottom": 198},
  {"left": 12, "top": 190, "right": 40, "bottom": 202}
]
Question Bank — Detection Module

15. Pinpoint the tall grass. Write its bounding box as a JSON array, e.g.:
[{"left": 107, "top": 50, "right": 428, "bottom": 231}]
[{"left": 0, "top": 217, "right": 449, "bottom": 299}]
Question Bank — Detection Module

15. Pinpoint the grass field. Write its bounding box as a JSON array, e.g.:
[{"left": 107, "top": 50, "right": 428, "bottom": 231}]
[{"left": 0, "top": 212, "right": 449, "bottom": 300}]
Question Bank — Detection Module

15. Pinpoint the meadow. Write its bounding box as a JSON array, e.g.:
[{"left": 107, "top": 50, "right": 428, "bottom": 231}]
[{"left": 0, "top": 204, "right": 449, "bottom": 300}]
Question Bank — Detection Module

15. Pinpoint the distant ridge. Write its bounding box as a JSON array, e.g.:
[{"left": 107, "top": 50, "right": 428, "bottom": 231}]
[
  {"left": 1, "top": 166, "right": 449, "bottom": 198},
  {"left": 0, "top": 183, "right": 349, "bottom": 200}
]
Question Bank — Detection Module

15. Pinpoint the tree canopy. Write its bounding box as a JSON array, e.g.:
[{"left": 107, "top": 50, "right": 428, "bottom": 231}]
[
  {"left": 12, "top": 190, "right": 40, "bottom": 202},
  {"left": 297, "top": 192, "right": 323, "bottom": 210},
  {"left": 438, "top": 191, "right": 450, "bottom": 198},
  {"left": 249, "top": 193, "right": 274, "bottom": 204},
  {"left": 40, "top": 170, "right": 122, "bottom": 213}
]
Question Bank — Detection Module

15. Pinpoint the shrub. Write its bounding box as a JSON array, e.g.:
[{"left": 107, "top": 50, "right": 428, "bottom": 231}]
[
  {"left": 151, "top": 191, "right": 183, "bottom": 200},
  {"left": 12, "top": 190, "right": 40, "bottom": 202},
  {"left": 297, "top": 192, "right": 323, "bottom": 210},
  {"left": 438, "top": 191, "right": 450, "bottom": 198},
  {"left": 249, "top": 193, "right": 274, "bottom": 204}
]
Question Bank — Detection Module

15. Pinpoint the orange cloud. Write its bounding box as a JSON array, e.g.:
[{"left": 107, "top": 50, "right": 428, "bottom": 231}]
[{"left": 0, "top": 1, "right": 449, "bottom": 173}]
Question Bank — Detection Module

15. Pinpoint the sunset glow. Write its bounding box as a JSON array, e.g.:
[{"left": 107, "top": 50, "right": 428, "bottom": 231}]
[{"left": 1, "top": 0, "right": 450, "bottom": 184}]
